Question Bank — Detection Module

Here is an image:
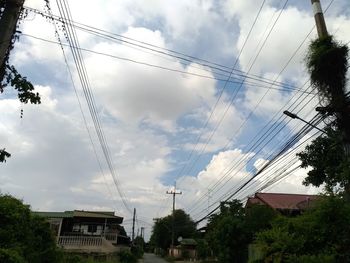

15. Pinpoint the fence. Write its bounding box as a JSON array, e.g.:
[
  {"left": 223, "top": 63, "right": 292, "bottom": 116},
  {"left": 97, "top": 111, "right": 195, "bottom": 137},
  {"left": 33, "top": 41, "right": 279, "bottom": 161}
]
[{"left": 58, "top": 236, "right": 103, "bottom": 247}]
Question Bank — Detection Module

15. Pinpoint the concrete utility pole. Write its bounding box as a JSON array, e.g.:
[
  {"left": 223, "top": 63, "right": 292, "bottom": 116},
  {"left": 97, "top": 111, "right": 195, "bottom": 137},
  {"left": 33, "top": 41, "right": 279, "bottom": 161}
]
[
  {"left": 132, "top": 208, "right": 136, "bottom": 243},
  {"left": 311, "top": 0, "right": 328, "bottom": 38},
  {"left": 0, "top": 0, "right": 24, "bottom": 69},
  {"left": 166, "top": 182, "right": 182, "bottom": 254},
  {"left": 311, "top": 0, "right": 350, "bottom": 141},
  {"left": 140, "top": 227, "right": 144, "bottom": 239}
]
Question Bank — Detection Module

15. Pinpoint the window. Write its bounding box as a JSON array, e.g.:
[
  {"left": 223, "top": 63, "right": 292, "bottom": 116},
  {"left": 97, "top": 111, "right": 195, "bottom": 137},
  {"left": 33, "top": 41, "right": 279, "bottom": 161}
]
[{"left": 88, "top": 225, "right": 97, "bottom": 233}]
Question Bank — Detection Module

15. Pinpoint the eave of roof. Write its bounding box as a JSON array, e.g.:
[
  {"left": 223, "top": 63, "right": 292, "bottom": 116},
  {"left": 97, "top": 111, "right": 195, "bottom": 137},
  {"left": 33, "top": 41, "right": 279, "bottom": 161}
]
[
  {"left": 255, "top": 192, "right": 318, "bottom": 210},
  {"left": 180, "top": 238, "right": 197, "bottom": 245},
  {"left": 73, "top": 210, "right": 123, "bottom": 220},
  {"left": 33, "top": 211, "right": 73, "bottom": 218},
  {"left": 33, "top": 210, "right": 123, "bottom": 221}
]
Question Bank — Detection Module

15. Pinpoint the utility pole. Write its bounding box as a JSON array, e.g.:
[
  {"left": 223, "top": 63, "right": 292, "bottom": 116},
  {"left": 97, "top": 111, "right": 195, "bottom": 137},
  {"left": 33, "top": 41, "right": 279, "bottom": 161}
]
[
  {"left": 0, "top": 0, "right": 24, "bottom": 70},
  {"left": 310, "top": 0, "right": 328, "bottom": 38},
  {"left": 310, "top": 0, "right": 350, "bottom": 147},
  {"left": 140, "top": 227, "right": 144, "bottom": 239},
  {"left": 132, "top": 208, "right": 136, "bottom": 243},
  {"left": 140, "top": 227, "right": 145, "bottom": 251},
  {"left": 166, "top": 182, "right": 182, "bottom": 255}
]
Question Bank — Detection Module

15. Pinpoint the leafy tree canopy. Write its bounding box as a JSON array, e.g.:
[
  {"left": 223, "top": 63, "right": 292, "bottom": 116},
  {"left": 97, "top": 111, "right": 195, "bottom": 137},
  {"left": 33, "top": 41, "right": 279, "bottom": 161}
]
[
  {"left": 149, "top": 209, "right": 197, "bottom": 251},
  {"left": 0, "top": 4, "right": 41, "bottom": 163},
  {"left": 255, "top": 196, "right": 350, "bottom": 262},
  {"left": 0, "top": 194, "right": 61, "bottom": 262},
  {"left": 297, "top": 127, "right": 350, "bottom": 197},
  {"left": 205, "top": 200, "right": 276, "bottom": 263}
]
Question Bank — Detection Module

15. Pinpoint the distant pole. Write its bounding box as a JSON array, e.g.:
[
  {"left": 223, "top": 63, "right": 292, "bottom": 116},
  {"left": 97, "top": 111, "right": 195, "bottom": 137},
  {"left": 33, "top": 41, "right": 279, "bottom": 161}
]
[
  {"left": 141, "top": 227, "right": 144, "bottom": 239},
  {"left": 0, "top": 0, "right": 24, "bottom": 69},
  {"left": 166, "top": 182, "right": 182, "bottom": 255},
  {"left": 311, "top": 0, "right": 328, "bottom": 38},
  {"left": 140, "top": 227, "right": 145, "bottom": 250},
  {"left": 132, "top": 208, "right": 136, "bottom": 243}
]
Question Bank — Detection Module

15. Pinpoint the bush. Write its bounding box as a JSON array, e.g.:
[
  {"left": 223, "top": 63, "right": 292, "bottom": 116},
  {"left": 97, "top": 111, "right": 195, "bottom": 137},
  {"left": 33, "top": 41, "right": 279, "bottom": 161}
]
[
  {"left": 118, "top": 250, "right": 137, "bottom": 263},
  {"left": 0, "top": 248, "right": 26, "bottom": 263},
  {"left": 0, "top": 194, "right": 61, "bottom": 262}
]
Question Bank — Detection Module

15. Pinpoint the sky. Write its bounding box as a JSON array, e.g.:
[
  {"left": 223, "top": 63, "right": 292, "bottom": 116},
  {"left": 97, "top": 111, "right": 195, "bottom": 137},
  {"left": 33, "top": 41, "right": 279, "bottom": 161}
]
[{"left": 1, "top": 0, "right": 350, "bottom": 240}]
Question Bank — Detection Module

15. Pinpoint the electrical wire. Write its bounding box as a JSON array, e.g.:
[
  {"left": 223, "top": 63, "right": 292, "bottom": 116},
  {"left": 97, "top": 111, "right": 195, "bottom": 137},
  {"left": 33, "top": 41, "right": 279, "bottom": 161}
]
[{"left": 55, "top": 0, "right": 132, "bottom": 213}]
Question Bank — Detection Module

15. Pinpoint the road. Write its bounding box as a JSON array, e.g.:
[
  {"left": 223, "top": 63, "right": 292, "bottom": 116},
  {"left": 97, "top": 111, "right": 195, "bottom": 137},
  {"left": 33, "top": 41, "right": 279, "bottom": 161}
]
[{"left": 141, "top": 253, "right": 168, "bottom": 263}]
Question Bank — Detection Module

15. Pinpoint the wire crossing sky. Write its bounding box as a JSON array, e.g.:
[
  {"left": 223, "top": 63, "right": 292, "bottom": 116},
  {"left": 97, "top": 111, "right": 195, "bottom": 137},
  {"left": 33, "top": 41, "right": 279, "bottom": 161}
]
[{"left": 1, "top": 0, "right": 349, "bottom": 240}]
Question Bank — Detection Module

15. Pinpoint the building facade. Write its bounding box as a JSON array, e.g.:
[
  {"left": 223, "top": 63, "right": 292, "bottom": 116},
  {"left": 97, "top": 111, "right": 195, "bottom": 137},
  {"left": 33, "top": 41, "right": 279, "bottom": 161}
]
[{"left": 35, "top": 210, "right": 130, "bottom": 254}]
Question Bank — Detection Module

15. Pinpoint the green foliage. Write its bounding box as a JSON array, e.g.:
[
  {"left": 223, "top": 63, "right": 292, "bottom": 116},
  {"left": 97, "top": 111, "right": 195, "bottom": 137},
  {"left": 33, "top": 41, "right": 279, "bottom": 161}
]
[
  {"left": 182, "top": 249, "right": 190, "bottom": 259},
  {"left": 196, "top": 239, "right": 210, "bottom": 260},
  {"left": 0, "top": 148, "right": 11, "bottom": 162},
  {"left": 297, "top": 127, "right": 350, "bottom": 196},
  {"left": 255, "top": 196, "right": 350, "bottom": 262},
  {"left": 205, "top": 201, "right": 276, "bottom": 263},
  {"left": 3, "top": 66, "right": 41, "bottom": 104},
  {"left": 0, "top": 194, "right": 61, "bottom": 263},
  {"left": 131, "top": 236, "right": 144, "bottom": 258},
  {"left": 118, "top": 250, "right": 137, "bottom": 263},
  {"left": 0, "top": 7, "right": 41, "bottom": 162},
  {"left": 0, "top": 65, "right": 41, "bottom": 163},
  {"left": 150, "top": 209, "right": 197, "bottom": 251},
  {"left": 306, "top": 36, "right": 348, "bottom": 105},
  {"left": 0, "top": 248, "right": 26, "bottom": 263}
]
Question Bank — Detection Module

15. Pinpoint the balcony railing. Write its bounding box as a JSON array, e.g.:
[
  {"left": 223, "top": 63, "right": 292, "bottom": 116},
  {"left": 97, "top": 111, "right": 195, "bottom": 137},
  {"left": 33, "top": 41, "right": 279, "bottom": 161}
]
[
  {"left": 104, "top": 233, "right": 117, "bottom": 242},
  {"left": 58, "top": 236, "right": 103, "bottom": 247}
]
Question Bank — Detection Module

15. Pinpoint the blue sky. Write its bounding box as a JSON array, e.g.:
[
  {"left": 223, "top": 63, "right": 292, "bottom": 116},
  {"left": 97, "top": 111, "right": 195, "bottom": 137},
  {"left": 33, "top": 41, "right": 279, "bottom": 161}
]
[{"left": 1, "top": 0, "right": 349, "bottom": 239}]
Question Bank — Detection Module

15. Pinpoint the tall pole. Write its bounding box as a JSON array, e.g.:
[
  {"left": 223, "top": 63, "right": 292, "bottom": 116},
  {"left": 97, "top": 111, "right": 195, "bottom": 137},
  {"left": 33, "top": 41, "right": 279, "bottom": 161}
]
[
  {"left": 132, "top": 208, "right": 136, "bottom": 243},
  {"left": 310, "top": 0, "right": 350, "bottom": 194},
  {"left": 166, "top": 182, "right": 182, "bottom": 255},
  {"left": 0, "top": 0, "right": 24, "bottom": 69},
  {"left": 140, "top": 227, "right": 144, "bottom": 239},
  {"left": 140, "top": 227, "right": 145, "bottom": 251},
  {"left": 311, "top": 0, "right": 328, "bottom": 38}
]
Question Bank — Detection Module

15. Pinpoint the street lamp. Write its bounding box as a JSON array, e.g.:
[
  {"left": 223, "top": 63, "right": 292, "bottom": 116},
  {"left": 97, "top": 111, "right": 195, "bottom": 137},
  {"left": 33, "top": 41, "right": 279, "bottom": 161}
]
[{"left": 283, "top": 110, "right": 327, "bottom": 134}]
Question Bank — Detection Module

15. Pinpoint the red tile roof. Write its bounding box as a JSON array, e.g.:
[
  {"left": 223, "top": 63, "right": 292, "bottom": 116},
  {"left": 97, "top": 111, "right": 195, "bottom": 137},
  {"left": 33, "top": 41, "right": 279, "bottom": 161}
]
[{"left": 247, "top": 192, "right": 318, "bottom": 210}]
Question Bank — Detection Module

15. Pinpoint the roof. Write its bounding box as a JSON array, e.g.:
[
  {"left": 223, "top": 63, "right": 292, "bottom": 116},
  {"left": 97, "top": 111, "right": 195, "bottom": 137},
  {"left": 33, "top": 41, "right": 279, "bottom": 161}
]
[
  {"left": 73, "top": 210, "right": 122, "bottom": 220},
  {"left": 180, "top": 239, "right": 197, "bottom": 246},
  {"left": 247, "top": 192, "right": 318, "bottom": 210},
  {"left": 33, "top": 211, "right": 73, "bottom": 218},
  {"left": 34, "top": 210, "right": 123, "bottom": 221}
]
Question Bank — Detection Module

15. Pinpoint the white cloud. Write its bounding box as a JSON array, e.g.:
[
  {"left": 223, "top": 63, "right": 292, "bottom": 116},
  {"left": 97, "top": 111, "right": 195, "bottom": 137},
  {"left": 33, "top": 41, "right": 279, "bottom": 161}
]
[
  {"left": 2, "top": 0, "right": 349, "bottom": 241},
  {"left": 84, "top": 27, "right": 217, "bottom": 130}
]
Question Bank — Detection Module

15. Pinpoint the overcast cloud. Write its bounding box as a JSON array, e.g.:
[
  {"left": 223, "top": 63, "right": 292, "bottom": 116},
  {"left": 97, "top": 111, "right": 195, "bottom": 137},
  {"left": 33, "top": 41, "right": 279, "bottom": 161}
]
[{"left": 1, "top": 0, "right": 349, "bottom": 240}]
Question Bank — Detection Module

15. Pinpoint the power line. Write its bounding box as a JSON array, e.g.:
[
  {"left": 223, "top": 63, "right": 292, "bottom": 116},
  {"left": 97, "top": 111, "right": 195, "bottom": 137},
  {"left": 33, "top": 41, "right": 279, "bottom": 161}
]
[
  {"left": 54, "top": 0, "right": 132, "bottom": 213},
  {"left": 42, "top": 1, "right": 118, "bottom": 211},
  {"left": 193, "top": 114, "right": 324, "bottom": 223},
  {"left": 177, "top": 0, "right": 290, "bottom": 186},
  {"left": 19, "top": 33, "right": 312, "bottom": 95},
  {"left": 23, "top": 5, "right": 299, "bottom": 92},
  {"left": 186, "top": 87, "right": 317, "bottom": 215},
  {"left": 184, "top": 0, "right": 336, "bottom": 216}
]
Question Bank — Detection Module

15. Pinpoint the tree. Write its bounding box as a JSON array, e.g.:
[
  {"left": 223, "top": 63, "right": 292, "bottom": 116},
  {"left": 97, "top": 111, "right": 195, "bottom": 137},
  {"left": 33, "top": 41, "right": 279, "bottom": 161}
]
[
  {"left": 297, "top": 127, "right": 350, "bottom": 197},
  {"left": 301, "top": 35, "right": 350, "bottom": 197},
  {"left": 255, "top": 196, "right": 350, "bottom": 262},
  {"left": 0, "top": 194, "right": 61, "bottom": 262},
  {"left": 205, "top": 200, "right": 276, "bottom": 263},
  {"left": 0, "top": 1, "right": 41, "bottom": 163},
  {"left": 150, "top": 209, "right": 197, "bottom": 251}
]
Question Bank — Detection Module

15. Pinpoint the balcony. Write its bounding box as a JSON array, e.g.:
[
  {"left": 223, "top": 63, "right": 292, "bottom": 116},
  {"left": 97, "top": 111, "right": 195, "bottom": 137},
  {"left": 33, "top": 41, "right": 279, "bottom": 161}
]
[{"left": 57, "top": 233, "right": 121, "bottom": 253}]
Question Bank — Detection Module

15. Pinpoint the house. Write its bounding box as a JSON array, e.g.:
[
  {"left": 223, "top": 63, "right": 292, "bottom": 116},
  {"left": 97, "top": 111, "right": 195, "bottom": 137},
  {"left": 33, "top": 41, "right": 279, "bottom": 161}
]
[
  {"left": 245, "top": 192, "right": 319, "bottom": 216},
  {"left": 34, "top": 210, "right": 130, "bottom": 254},
  {"left": 169, "top": 238, "right": 197, "bottom": 260}
]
